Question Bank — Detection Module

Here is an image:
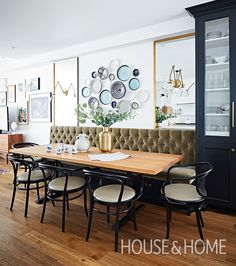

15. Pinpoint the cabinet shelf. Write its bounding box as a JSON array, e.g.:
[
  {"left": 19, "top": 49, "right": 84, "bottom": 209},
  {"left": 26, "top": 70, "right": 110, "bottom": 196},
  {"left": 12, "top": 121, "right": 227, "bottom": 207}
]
[
  {"left": 205, "top": 88, "right": 229, "bottom": 92},
  {"left": 205, "top": 113, "right": 229, "bottom": 116},
  {"left": 205, "top": 36, "right": 229, "bottom": 47},
  {"left": 205, "top": 131, "right": 229, "bottom": 137},
  {"left": 206, "top": 62, "right": 229, "bottom": 70}
]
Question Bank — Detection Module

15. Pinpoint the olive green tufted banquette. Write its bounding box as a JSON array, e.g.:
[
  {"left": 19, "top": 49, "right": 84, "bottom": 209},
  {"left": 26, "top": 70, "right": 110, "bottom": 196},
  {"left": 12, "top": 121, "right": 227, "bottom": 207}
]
[
  {"left": 50, "top": 126, "right": 195, "bottom": 204},
  {"left": 50, "top": 126, "right": 195, "bottom": 165}
]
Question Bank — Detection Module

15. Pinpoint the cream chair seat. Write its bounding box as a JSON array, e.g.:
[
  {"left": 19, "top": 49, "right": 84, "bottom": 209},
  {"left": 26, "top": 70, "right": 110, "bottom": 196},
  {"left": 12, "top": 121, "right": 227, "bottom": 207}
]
[
  {"left": 94, "top": 184, "right": 136, "bottom": 203},
  {"left": 48, "top": 176, "right": 86, "bottom": 192},
  {"left": 163, "top": 183, "right": 202, "bottom": 202},
  {"left": 18, "top": 169, "right": 49, "bottom": 182},
  {"left": 163, "top": 167, "right": 196, "bottom": 179}
]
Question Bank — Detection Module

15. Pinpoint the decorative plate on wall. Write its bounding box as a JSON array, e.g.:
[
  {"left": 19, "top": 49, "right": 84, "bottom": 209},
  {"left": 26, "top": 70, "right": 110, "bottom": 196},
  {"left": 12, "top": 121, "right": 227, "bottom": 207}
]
[
  {"left": 81, "top": 87, "right": 91, "bottom": 98},
  {"left": 137, "top": 90, "right": 149, "bottom": 103},
  {"left": 109, "top": 73, "right": 115, "bottom": 81},
  {"left": 88, "top": 97, "right": 99, "bottom": 109},
  {"left": 109, "top": 58, "right": 120, "bottom": 71},
  {"left": 133, "top": 69, "right": 140, "bottom": 77},
  {"left": 90, "top": 79, "right": 102, "bottom": 94},
  {"left": 91, "top": 71, "right": 97, "bottom": 78},
  {"left": 129, "top": 78, "right": 140, "bottom": 90},
  {"left": 118, "top": 100, "right": 131, "bottom": 114},
  {"left": 99, "top": 90, "right": 112, "bottom": 105},
  {"left": 117, "top": 65, "right": 131, "bottom": 81},
  {"left": 98, "top": 66, "right": 108, "bottom": 80},
  {"left": 111, "top": 81, "right": 126, "bottom": 99},
  {"left": 131, "top": 102, "right": 139, "bottom": 110},
  {"left": 111, "top": 101, "right": 117, "bottom": 108}
]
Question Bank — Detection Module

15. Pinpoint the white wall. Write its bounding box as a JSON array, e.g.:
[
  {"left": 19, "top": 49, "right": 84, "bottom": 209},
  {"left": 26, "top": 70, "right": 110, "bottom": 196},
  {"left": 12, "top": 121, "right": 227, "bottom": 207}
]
[
  {"left": 6, "top": 63, "right": 53, "bottom": 144},
  {"left": 79, "top": 42, "right": 154, "bottom": 129}
]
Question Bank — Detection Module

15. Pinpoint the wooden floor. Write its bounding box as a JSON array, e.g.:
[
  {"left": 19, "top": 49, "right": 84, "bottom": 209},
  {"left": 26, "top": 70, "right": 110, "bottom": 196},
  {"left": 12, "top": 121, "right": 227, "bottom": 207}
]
[{"left": 0, "top": 159, "right": 235, "bottom": 266}]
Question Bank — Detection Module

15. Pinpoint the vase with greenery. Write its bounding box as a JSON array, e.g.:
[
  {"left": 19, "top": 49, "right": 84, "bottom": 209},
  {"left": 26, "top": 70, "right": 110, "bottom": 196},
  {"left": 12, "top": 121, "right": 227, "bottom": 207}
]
[
  {"left": 155, "top": 107, "right": 169, "bottom": 127},
  {"left": 75, "top": 103, "right": 133, "bottom": 152}
]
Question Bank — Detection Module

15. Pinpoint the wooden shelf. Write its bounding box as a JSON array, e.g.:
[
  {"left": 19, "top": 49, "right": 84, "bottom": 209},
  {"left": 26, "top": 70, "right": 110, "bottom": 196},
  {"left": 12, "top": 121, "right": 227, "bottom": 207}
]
[
  {"left": 205, "top": 130, "right": 229, "bottom": 137},
  {"left": 205, "top": 113, "right": 229, "bottom": 116},
  {"left": 206, "top": 62, "right": 229, "bottom": 69},
  {"left": 205, "top": 88, "right": 229, "bottom": 92}
]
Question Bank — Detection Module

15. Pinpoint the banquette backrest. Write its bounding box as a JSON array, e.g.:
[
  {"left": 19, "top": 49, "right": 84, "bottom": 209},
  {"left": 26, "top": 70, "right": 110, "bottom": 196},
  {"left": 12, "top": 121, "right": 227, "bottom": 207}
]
[{"left": 50, "top": 126, "right": 195, "bottom": 165}]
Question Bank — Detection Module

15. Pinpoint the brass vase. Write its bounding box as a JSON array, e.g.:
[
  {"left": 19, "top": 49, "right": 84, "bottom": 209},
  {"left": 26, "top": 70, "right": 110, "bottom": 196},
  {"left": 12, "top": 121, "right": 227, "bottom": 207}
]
[{"left": 99, "top": 127, "right": 113, "bottom": 152}]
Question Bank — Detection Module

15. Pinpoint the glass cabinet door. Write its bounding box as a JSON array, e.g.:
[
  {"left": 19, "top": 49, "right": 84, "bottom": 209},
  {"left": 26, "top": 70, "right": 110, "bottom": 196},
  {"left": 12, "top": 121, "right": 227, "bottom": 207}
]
[{"left": 205, "top": 17, "right": 230, "bottom": 137}]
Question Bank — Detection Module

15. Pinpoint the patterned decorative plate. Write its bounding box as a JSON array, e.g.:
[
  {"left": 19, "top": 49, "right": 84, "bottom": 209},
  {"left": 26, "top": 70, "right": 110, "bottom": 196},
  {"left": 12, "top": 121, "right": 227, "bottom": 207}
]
[
  {"left": 91, "top": 71, "right": 97, "bottom": 78},
  {"left": 118, "top": 100, "right": 131, "bottom": 114},
  {"left": 109, "top": 58, "right": 120, "bottom": 71},
  {"left": 117, "top": 65, "right": 131, "bottom": 81},
  {"left": 129, "top": 78, "right": 140, "bottom": 90},
  {"left": 133, "top": 69, "right": 140, "bottom": 77},
  {"left": 131, "top": 102, "right": 139, "bottom": 110},
  {"left": 99, "top": 90, "right": 112, "bottom": 105},
  {"left": 111, "top": 81, "right": 126, "bottom": 99},
  {"left": 98, "top": 66, "right": 108, "bottom": 80},
  {"left": 109, "top": 73, "right": 115, "bottom": 81},
  {"left": 88, "top": 97, "right": 99, "bottom": 109},
  {"left": 90, "top": 79, "right": 102, "bottom": 94},
  {"left": 81, "top": 87, "right": 91, "bottom": 98},
  {"left": 111, "top": 101, "right": 117, "bottom": 108},
  {"left": 137, "top": 90, "right": 149, "bottom": 103}
]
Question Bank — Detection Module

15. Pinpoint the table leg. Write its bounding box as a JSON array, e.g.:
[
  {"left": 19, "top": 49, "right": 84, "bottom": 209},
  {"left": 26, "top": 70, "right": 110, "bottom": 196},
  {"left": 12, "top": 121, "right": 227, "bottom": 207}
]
[{"left": 112, "top": 203, "right": 144, "bottom": 231}]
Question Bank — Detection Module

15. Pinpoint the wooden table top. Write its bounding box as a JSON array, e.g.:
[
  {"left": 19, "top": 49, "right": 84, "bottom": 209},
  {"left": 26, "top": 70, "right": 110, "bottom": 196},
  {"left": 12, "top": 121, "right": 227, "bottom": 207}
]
[{"left": 9, "top": 145, "right": 183, "bottom": 175}]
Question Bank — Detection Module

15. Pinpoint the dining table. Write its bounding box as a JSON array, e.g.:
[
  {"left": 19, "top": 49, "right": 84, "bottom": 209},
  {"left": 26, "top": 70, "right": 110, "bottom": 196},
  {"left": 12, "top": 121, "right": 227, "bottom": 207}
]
[{"left": 10, "top": 144, "right": 183, "bottom": 228}]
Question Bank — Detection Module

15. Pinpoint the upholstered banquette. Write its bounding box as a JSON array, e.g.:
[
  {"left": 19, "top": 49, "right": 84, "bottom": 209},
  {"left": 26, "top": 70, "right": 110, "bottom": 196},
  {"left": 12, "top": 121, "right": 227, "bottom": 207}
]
[{"left": 50, "top": 126, "right": 195, "bottom": 204}]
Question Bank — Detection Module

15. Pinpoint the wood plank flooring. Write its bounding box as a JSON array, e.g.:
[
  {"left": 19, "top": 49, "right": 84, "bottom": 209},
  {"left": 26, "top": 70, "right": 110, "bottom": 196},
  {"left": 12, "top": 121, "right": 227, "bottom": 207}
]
[{"left": 0, "top": 159, "right": 235, "bottom": 266}]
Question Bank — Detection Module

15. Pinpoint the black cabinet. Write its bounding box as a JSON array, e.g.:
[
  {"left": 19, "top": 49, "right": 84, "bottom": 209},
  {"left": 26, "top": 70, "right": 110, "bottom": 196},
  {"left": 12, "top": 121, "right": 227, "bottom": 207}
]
[{"left": 187, "top": 1, "right": 236, "bottom": 209}]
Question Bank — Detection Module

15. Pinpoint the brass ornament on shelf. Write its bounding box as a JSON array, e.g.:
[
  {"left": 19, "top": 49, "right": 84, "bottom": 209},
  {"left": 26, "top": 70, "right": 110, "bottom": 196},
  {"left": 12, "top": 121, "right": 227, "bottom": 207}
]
[
  {"left": 55, "top": 81, "right": 76, "bottom": 97},
  {"left": 168, "top": 65, "right": 184, "bottom": 89}
]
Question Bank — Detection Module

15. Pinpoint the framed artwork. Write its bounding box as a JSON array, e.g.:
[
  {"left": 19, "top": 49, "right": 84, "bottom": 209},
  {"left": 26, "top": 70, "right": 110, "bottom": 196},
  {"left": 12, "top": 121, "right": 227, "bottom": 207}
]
[
  {"left": 17, "top": 82, "right": 25, "bottom": 101},
  {"left": 17, "top": 102, "right": 28, "bottom": 124},
  {"left": 0, "top": 91, "right": 7, "bottom": 106},
  {"left": 30, "top": 77, "right": 40, "bottom": 91},
  {"left": 7, "top": 85, "right": 16, "bottom": 103},
  {"left": 0, "top": 78, "right": 7, "bottom": 91},
  {"left": 29, "top": 92, "right": 52, "bottom": 122}
]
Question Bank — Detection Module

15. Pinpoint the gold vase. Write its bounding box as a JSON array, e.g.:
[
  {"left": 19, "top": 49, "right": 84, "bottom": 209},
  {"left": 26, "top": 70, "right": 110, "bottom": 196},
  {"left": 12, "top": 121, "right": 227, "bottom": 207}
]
[{"left": 99, "top": 127, "right": 113, "bottom": 152}]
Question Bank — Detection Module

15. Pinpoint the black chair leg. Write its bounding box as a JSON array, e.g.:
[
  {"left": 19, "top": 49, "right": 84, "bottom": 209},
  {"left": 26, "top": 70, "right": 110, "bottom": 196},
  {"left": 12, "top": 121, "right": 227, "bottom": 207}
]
[
  {"left": 83, "top": 190, "right": 88, "bottom": 217},
  {"left": 86, "top": 200, "right": 94, "bottom": 241},
  {"left": 62, "top": 193, "right": 66, "bottom": 232},
  {"left": 195, "top": 206, "right": 204, "bottom": 240},
  {"left": 199, "top": 211, "right": 204, "bottom": 227},
  {"left": 24, "top": 182, "right": 30, "bottom": 218},
  {"left": 106, "top": 206, "right": 110, "bottom": 224},
  {"left": 166, "top": 204, "right": 172, "bottom": 239},
  {"left": 114, "top": 208, "right": 120, "bottom": 252},
  {"left": 132, "top": 206, "right": 137, "bottom": 231},
  {"left": 41, "top": 187, "right": 47, "bottom": 223},
  {"left": 36, "top": 182, "right": 40, "bottom": 200},
  {"left": 66, "top": 193, "right": 69, "bottom": 211},
  {"left": 10, "top": 182, "right": 17, "bottom": 211}
]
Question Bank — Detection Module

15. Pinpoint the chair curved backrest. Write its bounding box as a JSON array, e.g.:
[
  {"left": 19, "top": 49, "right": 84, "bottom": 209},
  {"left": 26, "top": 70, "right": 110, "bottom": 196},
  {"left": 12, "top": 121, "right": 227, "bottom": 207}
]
[
  {"left": 164, "top": 162, "right": 213, "bottom": 201},
  {"left": 83, "top": 169, "right": 143, "bottom": 205},
  {"left": 12, "top": 142, "right": 39, "bottom": 149}
]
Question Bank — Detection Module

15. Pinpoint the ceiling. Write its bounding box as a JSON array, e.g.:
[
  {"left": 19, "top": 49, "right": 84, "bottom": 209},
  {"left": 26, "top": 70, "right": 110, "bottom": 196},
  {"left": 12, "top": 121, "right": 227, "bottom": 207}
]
[{"left": 0, "top": 0, "right": 211, "bottom": 60}]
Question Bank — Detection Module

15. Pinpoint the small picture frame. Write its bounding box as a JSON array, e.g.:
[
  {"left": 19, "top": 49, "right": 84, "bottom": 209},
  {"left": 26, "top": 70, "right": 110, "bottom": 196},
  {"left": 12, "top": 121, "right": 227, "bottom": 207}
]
[
  {"left": 0, "top": 78, "right": 7, "bottom": 92},
  {"left": 17, "top": 102, "right": 28, "bottom": 125},
  {"left": 17, "top": 82, "right": 25, "bottom": 101},
  {"left": 7, "top": 85, "right": 16, "bottom": 103},
  {"left": 0, "top": 91, "right": 7, "bottom": 106},
  {"left": 30, "top": 77, "right": 40, "bottom": 91},
  {"left": 29, "top": 92, "right": 52, "bottom": 122}
]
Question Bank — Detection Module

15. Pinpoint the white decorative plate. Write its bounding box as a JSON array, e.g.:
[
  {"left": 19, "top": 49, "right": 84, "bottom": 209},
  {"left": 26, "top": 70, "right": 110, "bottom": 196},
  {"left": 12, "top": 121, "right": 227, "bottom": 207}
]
[
  {"left": 90, "top": 79, "right": 102, "bottom": 94},
  {"left": 137, "top": 90, "right": 149, "bottom": 103}
]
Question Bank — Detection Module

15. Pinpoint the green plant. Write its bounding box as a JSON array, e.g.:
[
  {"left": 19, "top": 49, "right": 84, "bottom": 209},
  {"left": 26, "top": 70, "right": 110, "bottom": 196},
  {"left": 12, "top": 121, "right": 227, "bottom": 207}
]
[
  {"left": 155, "top": 107, "right": 169, "bottom": 123},
  {"left": 75, "top": 103, "right": 134, "bottom": 127}
]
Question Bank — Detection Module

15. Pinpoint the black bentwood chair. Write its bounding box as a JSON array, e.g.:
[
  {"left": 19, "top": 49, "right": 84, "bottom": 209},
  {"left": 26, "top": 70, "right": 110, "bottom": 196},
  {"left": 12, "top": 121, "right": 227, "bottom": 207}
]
[
  {"left": 12, "top": 142, "right": 44, "bottom": 164},
  {"left": 39, "top": 163, "right": 88, "bottom": 232},
  {"left": 161, "top": 162, "right": 213, "bottom": 240},
  {"left": 83, "top": 169, "right": 143, "bottom": 252},
  {"left": 8, "top": 155, "right": 51, "bottom": 217}
]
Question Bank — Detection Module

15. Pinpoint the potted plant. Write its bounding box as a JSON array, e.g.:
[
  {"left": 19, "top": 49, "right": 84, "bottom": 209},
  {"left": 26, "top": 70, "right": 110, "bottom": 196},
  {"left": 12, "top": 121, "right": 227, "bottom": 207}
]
[
  {"left": 75, "top": 104, "right": 133, "bottom": 152},
  {"left": 155, "top": 107, "right": 168, "bottom": 127}
]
